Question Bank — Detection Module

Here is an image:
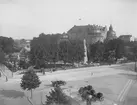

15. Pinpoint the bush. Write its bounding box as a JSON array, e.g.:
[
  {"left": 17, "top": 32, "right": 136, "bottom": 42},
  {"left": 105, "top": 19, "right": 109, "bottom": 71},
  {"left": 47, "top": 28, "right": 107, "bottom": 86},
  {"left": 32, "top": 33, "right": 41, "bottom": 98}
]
[
  {"left": 52, "top": 68, "right": 57, "bottom": 72},
  {"left": 51, "top": 80, "right": 66, "bottom": 87},
  {"left": 78, "top": 85, "right": 93, "bottom": 96},
  {"left": 96, "top": 92, "right": 104, "bottom": 101},
  {"left": 78, "top": 87, "right": 84, "bottom": 95},
  {"left": 78, "top": 85, "right": 104, "bottom": 102}
]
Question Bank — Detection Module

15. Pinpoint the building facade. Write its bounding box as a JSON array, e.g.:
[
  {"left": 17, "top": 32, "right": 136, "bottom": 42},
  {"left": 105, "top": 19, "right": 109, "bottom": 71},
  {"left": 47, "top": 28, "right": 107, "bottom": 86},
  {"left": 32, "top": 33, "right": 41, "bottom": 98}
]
[
  {"left": 67, "top": 24, "right": 108, "bottom": 45},
  {"left": 119, "top": 35, "right": 132, "bottom": 42}
]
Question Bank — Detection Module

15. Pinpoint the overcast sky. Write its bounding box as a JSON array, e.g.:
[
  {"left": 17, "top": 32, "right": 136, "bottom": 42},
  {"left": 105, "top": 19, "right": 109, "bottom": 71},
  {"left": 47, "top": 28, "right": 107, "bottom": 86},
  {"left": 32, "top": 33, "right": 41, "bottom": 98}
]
[{"left": 0, "top": 0, "right": 136, "bottom": 39}]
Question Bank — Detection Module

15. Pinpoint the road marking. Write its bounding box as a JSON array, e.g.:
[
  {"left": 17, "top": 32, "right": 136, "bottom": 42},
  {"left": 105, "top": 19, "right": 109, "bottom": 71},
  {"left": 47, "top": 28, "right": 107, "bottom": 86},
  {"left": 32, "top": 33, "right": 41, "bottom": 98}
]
[
  {"left": 117, "top": 80, "right": 131, "bottom": 100},
  {"left": 120, "top": 80, "right": 133, "bottom": 102},
  {"left": 117, "top": 79, "right": 133, "bottom": 102}
]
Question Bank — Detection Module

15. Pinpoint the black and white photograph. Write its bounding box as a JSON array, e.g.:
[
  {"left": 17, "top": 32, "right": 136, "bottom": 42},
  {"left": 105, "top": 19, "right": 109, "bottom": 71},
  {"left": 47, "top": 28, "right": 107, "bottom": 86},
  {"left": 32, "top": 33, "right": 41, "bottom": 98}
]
[{"left": 0, "top": 0, "right": 137, "bottom": 105}]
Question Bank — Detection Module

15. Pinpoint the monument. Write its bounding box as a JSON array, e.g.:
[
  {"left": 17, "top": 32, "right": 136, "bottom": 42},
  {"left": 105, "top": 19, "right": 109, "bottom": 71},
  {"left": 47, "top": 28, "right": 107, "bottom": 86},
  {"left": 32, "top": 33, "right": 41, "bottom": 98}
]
[{"left": 83, "top": 39, "right": 88, "bottom": 64}]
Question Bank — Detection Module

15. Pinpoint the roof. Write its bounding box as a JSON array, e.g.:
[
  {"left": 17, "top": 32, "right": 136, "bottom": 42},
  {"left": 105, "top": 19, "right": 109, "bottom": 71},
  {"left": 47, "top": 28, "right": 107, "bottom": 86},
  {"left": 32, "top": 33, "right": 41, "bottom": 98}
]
[
  {"left": 67, "top": 25, "right": 107, "bottom": 34},
  {"left": 119, "top": 35, "right": 132, "bottom": 38}
]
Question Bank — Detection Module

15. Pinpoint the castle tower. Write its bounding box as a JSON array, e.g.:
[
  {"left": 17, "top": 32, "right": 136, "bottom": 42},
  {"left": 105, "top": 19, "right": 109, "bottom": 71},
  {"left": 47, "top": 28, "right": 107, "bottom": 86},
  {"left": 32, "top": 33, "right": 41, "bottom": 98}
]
[
  {"left": 109, "top": 24, "right": 113, "bottom": 31},
  {"left": 106, "top": 24, "right": 117, "bottom": 41}
]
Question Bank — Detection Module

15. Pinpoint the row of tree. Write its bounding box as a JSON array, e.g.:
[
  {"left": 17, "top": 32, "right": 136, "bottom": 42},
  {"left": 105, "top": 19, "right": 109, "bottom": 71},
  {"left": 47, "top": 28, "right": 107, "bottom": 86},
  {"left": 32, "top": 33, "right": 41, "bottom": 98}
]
[
  {"left": 1, "top": 34, "right": 137, "bottom": 71},
  {"left": 29, "top": 33, "right": 84, "bottom": 68},
  {"left": 0, "top": 36, "right": 31, "bottom": 77},
  {"left": 88, "top": 39, "right": 137, "bottom": 63},
  {"left": 29, "top": 33, "right": 137, "bottom": 69},
  {"left": 0, "top": 36, "right": 15, "bottom": 63}
]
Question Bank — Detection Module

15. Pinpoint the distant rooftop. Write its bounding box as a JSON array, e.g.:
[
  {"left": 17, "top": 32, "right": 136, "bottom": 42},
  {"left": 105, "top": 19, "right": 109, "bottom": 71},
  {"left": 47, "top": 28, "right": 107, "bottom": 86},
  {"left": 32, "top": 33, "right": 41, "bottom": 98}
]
[
  {"left": 68, "top": 24, "right": 107, "bottom": 34},
  {"left": 119, "top": 35, "right": 132, "bottom": 38}
]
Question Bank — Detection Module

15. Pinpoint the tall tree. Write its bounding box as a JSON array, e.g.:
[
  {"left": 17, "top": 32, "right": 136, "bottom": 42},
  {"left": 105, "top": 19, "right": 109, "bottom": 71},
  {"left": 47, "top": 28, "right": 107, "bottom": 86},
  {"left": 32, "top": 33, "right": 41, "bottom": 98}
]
[
  {"left": 30, "top": 33, "right": 60, "bottom": 69},
  {"left": 59, "top": 39, "right": 84, "bottom": 65},
  {"left": 68, "top": 39, "right": 84, "bottom": 64},
  {"left": 104, "top": 39, "right": 124, "bottom": 62},
  {"left": 20, "top": 67, "right": 41, "bottom": 99},
  {"left": 132, "top": 43, "right": 137, "bottom": 72},
  {"left": 46, "top": 87, "right": 70, "bottom": 105},
  {"left": 58, "top": 41, "right": 69, "bottom": 65},
  {"left": 89, "top": 41, "right": 105, "bottom": 63},
  {"left": 0, "top": 36, "right": 14, "bottom": 54},
  {"left": 0, "top": 48, "right": 6, "bottom": 64}
]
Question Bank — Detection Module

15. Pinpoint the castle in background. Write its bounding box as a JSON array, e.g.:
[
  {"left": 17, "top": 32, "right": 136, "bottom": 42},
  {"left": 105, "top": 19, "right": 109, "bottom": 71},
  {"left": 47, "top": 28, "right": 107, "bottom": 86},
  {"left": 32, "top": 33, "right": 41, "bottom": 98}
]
[
  {"left": 65, "top": 24, "right": 116, "bottom": 46},
  {"left": 106, "top": 25, "right": 117, "bottom": 41}
]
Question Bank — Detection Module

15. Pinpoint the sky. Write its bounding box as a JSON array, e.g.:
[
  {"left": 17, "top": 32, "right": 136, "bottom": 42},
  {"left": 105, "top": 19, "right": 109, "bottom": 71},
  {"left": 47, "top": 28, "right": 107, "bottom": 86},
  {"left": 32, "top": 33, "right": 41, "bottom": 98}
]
[{"left": 0, "top": 0, "right": 136, "bottom": 39}]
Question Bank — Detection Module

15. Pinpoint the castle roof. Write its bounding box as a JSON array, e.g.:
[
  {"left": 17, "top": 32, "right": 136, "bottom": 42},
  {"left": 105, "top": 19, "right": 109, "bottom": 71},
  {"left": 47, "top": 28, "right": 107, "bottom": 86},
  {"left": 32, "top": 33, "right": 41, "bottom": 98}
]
[{"left": 67, "top": 24, "right": 107, "bottom": 34}]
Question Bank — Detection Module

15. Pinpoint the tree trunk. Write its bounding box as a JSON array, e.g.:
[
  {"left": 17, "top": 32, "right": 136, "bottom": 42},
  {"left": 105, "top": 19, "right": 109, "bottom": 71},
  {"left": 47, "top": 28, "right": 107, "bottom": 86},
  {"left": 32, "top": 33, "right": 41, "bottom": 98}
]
[
  {"left": 1, "top": 70, "right": 8, "bottom": 82},
  {"left": 12, "top": 72, "right": 13, "bottom": 77},
  {"left": 135, "top": 61, "right": 136, "bottom": 72},
  {"left": 43, "top": 69, "right": 45, "bottom": 75},
  {"left": 54, "top": 61, "right": 56, "bottom": 69},
  {"left": 6, "top": 76, "right": 8, "bottom": 82},
  {"left": 30, "top": 89, "right": 33, "bottom": 99},
  {"left": 64, "top": 61, "right": 66, "bottom": 70},
  {"left": 11, "top": 67, "right": 13, "bottom": 77}
]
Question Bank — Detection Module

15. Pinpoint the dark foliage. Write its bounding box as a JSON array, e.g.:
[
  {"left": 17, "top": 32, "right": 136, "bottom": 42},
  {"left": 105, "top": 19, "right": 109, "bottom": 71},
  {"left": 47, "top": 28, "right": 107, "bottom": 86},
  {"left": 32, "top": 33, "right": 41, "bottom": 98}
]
[
  {"left": 0, "top": 36, "right": 14, "bottom": 65},
  {"left": 19, "top": 60, "right": 30, "bottom": 69},
  {"left": 45, "top": 87, "right": 70, "bottom": 105},
  {"left": 0, "top": 49, "right": 6, "bottom": 64},
  {"left": 0, "top": 36, "right": 14, "bottom": 54},
  {"left": 20, "top": 69, "right": 41, "bottom": 90},
  {"left": 30, "top": 33, "right": 60, "bottom": 68},
  {"left": 96, "top": 92, "right": 104, "bottom": 101},
  {"left": 59, "top": 39, "right": 84, "bottom": 64},
  {"left": 78, "top": 85, "right": 104, "bottom": 102},
  {"left": 51, "top": 80, "right": 66, "bottom": 87},
  {"left": 30, "top": 33, "right": 84, "bottom": 68},
  {"left": 88, "top": 41, "right": 105, "bottom": 63},
  {"left": 89, "top": 39, "right": 125, "bottom": 63}
]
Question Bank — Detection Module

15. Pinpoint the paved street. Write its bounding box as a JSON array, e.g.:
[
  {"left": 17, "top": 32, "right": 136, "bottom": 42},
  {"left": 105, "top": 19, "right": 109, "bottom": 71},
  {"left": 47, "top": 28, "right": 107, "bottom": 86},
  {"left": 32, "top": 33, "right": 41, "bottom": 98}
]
[
  {"left": 123, "top": 80, "right": 137, "bottom": 105},
  {"left": 0, "top": 63, "right": 137, "bottom": 105}
]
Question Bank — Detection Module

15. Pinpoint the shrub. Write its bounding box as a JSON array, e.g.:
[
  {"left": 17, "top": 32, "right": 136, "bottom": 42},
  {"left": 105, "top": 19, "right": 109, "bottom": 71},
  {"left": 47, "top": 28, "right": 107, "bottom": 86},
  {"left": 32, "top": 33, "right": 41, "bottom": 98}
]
[
  {"left": 96, "top": 92, "right": 104, "bottom": 101},
  {"left": 78, "top": 85, "right": 104, "bottom": 103},
  {"left": 51, "top": 80, "right": 66, "bottom": 87}
]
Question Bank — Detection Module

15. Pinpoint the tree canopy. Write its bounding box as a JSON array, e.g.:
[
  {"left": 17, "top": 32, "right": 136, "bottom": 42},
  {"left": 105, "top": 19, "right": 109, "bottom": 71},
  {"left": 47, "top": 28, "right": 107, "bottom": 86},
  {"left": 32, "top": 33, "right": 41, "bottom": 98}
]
[
  {"left": 20, "top": 68, "right": 41, "bottom": 90},
  {"left": 30, "top": 33, "right": 84, "bottom": 68}
]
